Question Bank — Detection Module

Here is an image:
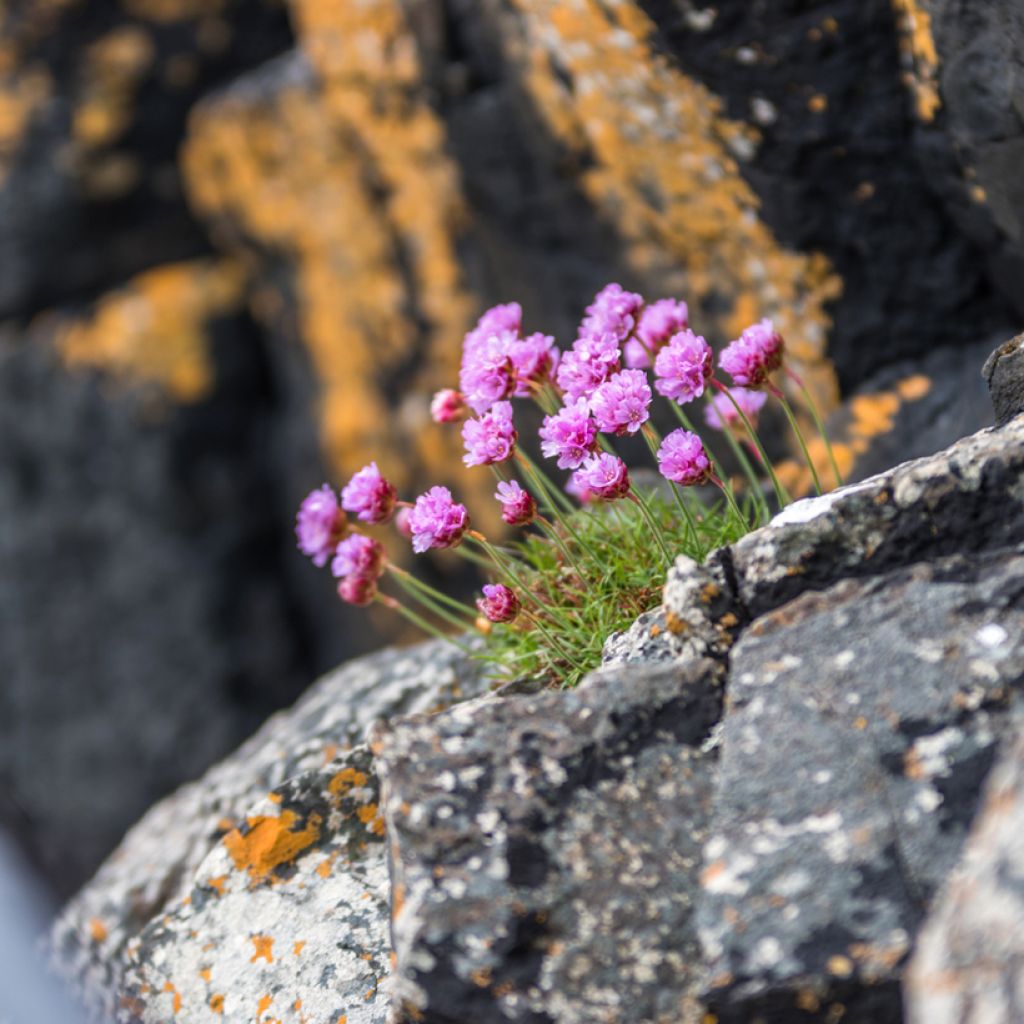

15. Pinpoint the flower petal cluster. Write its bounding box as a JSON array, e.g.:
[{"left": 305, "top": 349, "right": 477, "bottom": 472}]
[
  {"left": 495, "top": 480, "right": 537, "bottom": 527},
  {"left": 462, "top": 401, "right": 518, "bottom": 467},
  {"left": 338, "top": 574, "right": 378, "bottom": 606},
  {"left": 589, "top": 368, "right": 652, "bottom": 435},
  {"left": 657, "top": 429, "right": 712, "bottom": 486},
  {"left": 573, "top": 453, "right": 631, "bottom": 500},
  {"left": 459, "top": 331, "right": 516, "bottom": 413},
  {"left": 462, "top": 302, "right": 522, "bottom": 356},
  {"left": 341, "top": 462, "right": 397, "bottom": 523},
  {"left": 653, "top": 330, "right": 713, "bottom": 404},
  {"left": 556, "top": 332, "right": 621, "bottom": 402},
  {"left": 510, "top": 333, "right": 559, "bottom": 397},
  {"left": 295, "top": 485, "right": 348, "bottom": 567},
  {"left": 581, "top": 283, "right": 644, "bottom": 343},
  {"left": 331, "top": 533, "right": 385, "bottom": 580},
  {"left": 477, "top": 583, "right": 520, "bottom": 623},
  {"left": 625, "top": 298, "right": 689, "bottom": 368},
  {"left": 408, "top": 486, "right": 470, "bottom": 553},
  {"left": 704, "top": 388, "right": 767, "bottom": 431},
  {"left": 539, "top": 398, "right": 598, "bottom": 469},
  {"left": 430, "top": 388, "right": 467, "bottom": 424},
  {"left": 719, "top": 318, "right": 784, "bottom": 388}
]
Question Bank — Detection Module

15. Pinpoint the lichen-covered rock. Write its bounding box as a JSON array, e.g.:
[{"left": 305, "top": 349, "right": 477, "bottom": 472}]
[
  {"left": 905, "top": 720, "right": 1024, "bottom": 1024},
  {"left": 52, "top": 640, "right": 491, "bottom": 1022},
  {"left": 696, "top": 551, "right": 1024, "bottom": 1022},
  {"left": 374, "top": 661, "right": 724, "bottom": 1023}
]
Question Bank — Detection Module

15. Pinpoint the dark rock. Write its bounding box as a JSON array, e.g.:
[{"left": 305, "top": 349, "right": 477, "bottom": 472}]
[
  {"left": 696, "top": 551, "right": 1024, "bottom": 1022},
  {"left": 906, "top": 717, "right": 1024, "bottom": 1024},
  {"left": 374, "top": 661, "right": 724, "bottom": 1023},
  {"left": 983, "top": 333, "right": 1024, "bottom": 426}
]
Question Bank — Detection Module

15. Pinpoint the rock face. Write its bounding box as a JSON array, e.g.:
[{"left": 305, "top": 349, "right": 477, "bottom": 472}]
[{"left": 55, "top": 413, "right": 1024, "bottom": 1022}]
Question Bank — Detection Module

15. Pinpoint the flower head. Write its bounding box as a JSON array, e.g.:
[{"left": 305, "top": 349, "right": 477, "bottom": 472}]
[
  {"left": 394, "top": 506, "right": 413, "bottom": 539},
  {"left": 719, "top": 319, "right": 784, "bottom": 388},
  {"left": 495, "top": 480, "right": 537, "bottom": 527},
  {"left": 341, "top": 462, "right": 397, "bottom": 524},
  {"left": 476, "top": 583, "right": 521, "bottom": 624},
  {"left": 510, "top": 332, "right": 559, "bottom": 396},
  {"left": 566, "top": 473, "right": 597, "bottom": 505},
  {"left": 657, "top": 429, "right": 712, "bottom": 486},
  {"left": 459, "top": 331, "right": 516, "bottom": 413},
  {"left": 556, "top": 332, "right": 621, "bottom": 402},
  {"left": 581, "top": 283, "right": 644, "bottom": 343},
  {"left": 704, "top": 387, "right": 768, "bottom": 431},
  {"left": 589, "top": 368, "right": 652, "bottom": 435},
  {"left": 653, "top": 329, "right": 713, "bottom": 405},
  {"left": 465, "top": 302, "right": 522, "bottom": 350},
  {"left": 626, "top": 298, "right": 689, "bottom": 368},
  {"left": 539, "top": 398, "right": 598, "bottom": 470},
  {"left": 296, "top": 485, "right": 348, "bottom": 567},
  {"left": 331, "top": 533, "right": 385, "bottom": 580},
  {"left": 462, "top": 401, "right": 518, "bottom": 467},
  {"left": 431, "top": 388, "right": 467, "bottom": 424},
  {"left": 337, "top": 574, "right": 378, "bottom": 606},
  {"left": 408, "top": 486, "right": 470, "bottom": 553},
  {"left": 574, "top": 452, "right": 631, "bottom": 500}
]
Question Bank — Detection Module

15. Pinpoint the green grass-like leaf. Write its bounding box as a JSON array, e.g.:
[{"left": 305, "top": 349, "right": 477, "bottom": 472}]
[{"left": 480, "top": 489, "right": 752, "bottom": 689}]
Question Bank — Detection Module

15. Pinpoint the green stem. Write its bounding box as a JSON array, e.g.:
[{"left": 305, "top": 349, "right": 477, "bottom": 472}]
[
  {"left": 627, "top": 489, "right": 675, "bottom": 567},
  {"left": 712, "top": 380, "right": 790, "bottom": 508},
  {"left": 376, "top": 593, "right": 474, "bottom": 655},
  {"left": 786, "top": 368, "right": 844, "bottom": 489},
  {"left": 698, "top": 393, "right": 770, "bottom": 525},
  {"left": 521, "top": 608, "right": 587, "bottom": 673},
  {"left": 387, "top": 564, "right": 477, "bottom": 619},
  {"left": 640, "top": 423, "right": 696, "bottom": 546},
  {"left": 771, "top": 385, "right": 822, "bottom": 496}
]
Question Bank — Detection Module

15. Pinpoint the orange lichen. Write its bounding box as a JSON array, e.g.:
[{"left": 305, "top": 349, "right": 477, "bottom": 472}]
[
  {"left": 207, "top": 875, "right": 227, "bottom": 894},
  {"left": 293, "top": 941, "right": 306, "bottom": 956},
  {"left": 121, "top": 0, "right": 228, "bottom": 22},
  {"left": 182, "top": 2, "right": 494, "bottom": 521},
  {"left": 892, "top": 0, "right": 941, "bottom": 122},
  {"left": 499, "top": 0, "right": 842, "bottom": 411},
  {"left": 328, "top": 767, "right": 369, "bottom": 798},
  {"left": 0, "top": 65, "right": 51, "bottom": 183},
  {"left": 250, "top": 936, "right": 275, "bottom": 964},
  {"left": 199, "top": 967, "right": 212, "bottom": 982},
  {"left": 162, "top": 981, "right": 182, "bottom": 1015},
  {"left": 210, "top": 993, "right": 225, "bottom": 1014},
  {"left": 54, "top": 259, "right": 245, "bottom": 403},
  {"left": 256, "top": 993, "right": 273, "bottom": 1019},
  {"left": 223, "top": 810, "right": 322, "bottom": 883},
  {"left": 88, "top": 917, "right": 108, "bottom": 942}
]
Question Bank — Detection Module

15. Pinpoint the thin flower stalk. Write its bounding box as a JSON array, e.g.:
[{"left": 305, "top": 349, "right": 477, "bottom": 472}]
[
  {"left": 769, "top": 384, "right": 823, "bottom": 495},
  {"left": 785, "top": 368, "right": 844, "bottom": 488}
]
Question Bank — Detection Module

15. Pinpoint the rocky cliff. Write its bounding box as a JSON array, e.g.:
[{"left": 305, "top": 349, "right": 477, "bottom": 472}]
[{"left": 52, "top": 395, "right": 1024, "bottom": 1022}]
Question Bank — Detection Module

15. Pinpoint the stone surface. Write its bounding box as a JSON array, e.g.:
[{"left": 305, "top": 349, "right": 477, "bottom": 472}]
[
  {"left": 906, "top": 720, "right": 1024, "bottom": 1024},
  {"left": 983, "top": 333, "right": 1024, "bottom": 427},
  {"left": 374, "top": 660, "right": 724, "bottom": 1024},
  {"left": 52, "top": 639, "right": 491, "bottom": 1022},
  {"left": 697, "top": 551, "right": 1024, "bottom": 1022}
]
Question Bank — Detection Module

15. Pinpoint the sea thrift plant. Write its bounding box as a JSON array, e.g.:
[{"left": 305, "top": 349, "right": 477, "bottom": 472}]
[{"left": 296, "top": 284, "right": 840, "bottom": 688}]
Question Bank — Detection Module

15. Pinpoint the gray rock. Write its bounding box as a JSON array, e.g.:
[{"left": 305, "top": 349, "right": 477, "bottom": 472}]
[
  {"left": 905, "top": 720, "right": 1024, "bottom": 1024},
  {"left": 696, "top": 550, "right": 1024, "bottom": 1022},
  {"left": 52, "top": 639, "right": 490, "bottom": 1023},
  {"left": 983, "top": 334, "right": 1024, "bottom": 426},
  {"left": 374, "top": 660, "right": 724, "bottom": 1024}
]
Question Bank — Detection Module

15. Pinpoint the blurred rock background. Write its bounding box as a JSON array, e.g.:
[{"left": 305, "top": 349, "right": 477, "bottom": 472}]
[{"left": 0, "top": 0, "right": 1019, "bottom": 899}]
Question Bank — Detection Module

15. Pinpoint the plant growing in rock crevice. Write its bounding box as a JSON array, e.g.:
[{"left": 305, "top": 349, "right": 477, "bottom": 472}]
[{"left": 296, "top": 284, "right": 838, "bottom": 688}]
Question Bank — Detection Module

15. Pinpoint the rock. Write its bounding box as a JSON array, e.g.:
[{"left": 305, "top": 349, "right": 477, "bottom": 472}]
[
  {"left": 983, "top": 333, "right": 1024, "bottom": 426},
  {"left": 696, "top": 551, "right": 1024, "bottom": 1022},
  {"left": 905, "top": 719, "right": 1024, "bottom": 1024},
  {"left": 374, "top": 660, "right": 724, "bottom": 1023},
  {"left": 52, "top": 639, "right": 491, "bottom": 1022}
]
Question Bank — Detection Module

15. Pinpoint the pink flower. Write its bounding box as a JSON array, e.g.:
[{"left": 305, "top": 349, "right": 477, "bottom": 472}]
[
  {"left": 653, "top": 330, "right": 713, "bottom": 404},
  {"left": 431, "top": 389, "right": 467, "bottom": 424},
  {"left": 459, "top": 331, "right": 516, "bottom": 413},
  {"left": 465, "top": 303, "right": 522, "bottom": 350},
  {"left": 704, "top": 388, "right": 767, "bottom": 430},
  {"left": 657, "top": 429, "right": 712, "bottom": 486},
  {"left": 581, "top": 283, "right": 644, "bottom": 343},
  {"left": 510, "top": 333, "right": 559, "bottom": 396},
  {"left": 589, "top": 368, "right": 652, "bottom": 435},
  {"left": 566, "top": 473, "right": 597, "bottom": 505},
  {"left": 539, "top": 398, "right": 598, "bottom": 470},
  {"left": 341, "top": 462, "right": 397, "bottom": 524},
  {"left": 625, "top": 298, "right": 689, "bottom": 368},
  {"left": 556, "top": 333, "right": 621, "bottom": 402},
  {"left": 495, "top": 480, "right": 537, "bottom": 527},
  {"left": 476, "top": 583, "right": 520, "bottom": 623},
  {"left": 337, "top": 574, "right": 378, "bottom": 606},
  {"left": 331, "top": 533, "right": 385, "bottom": 580},
  {"left": 295, "top": 485, "right": 348, "bottom": 567},
  {"left": 574, "top": 453, "right": 631, "bottom": 500},
  {"left": 719, "top": 319, "right": 784, "bottom": 388},
  {"left": 408, "top": 486, "right": 470, "bottom": 553},
  {"left": 462, "top": 401, "right": 518, "bottom": 467}
]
